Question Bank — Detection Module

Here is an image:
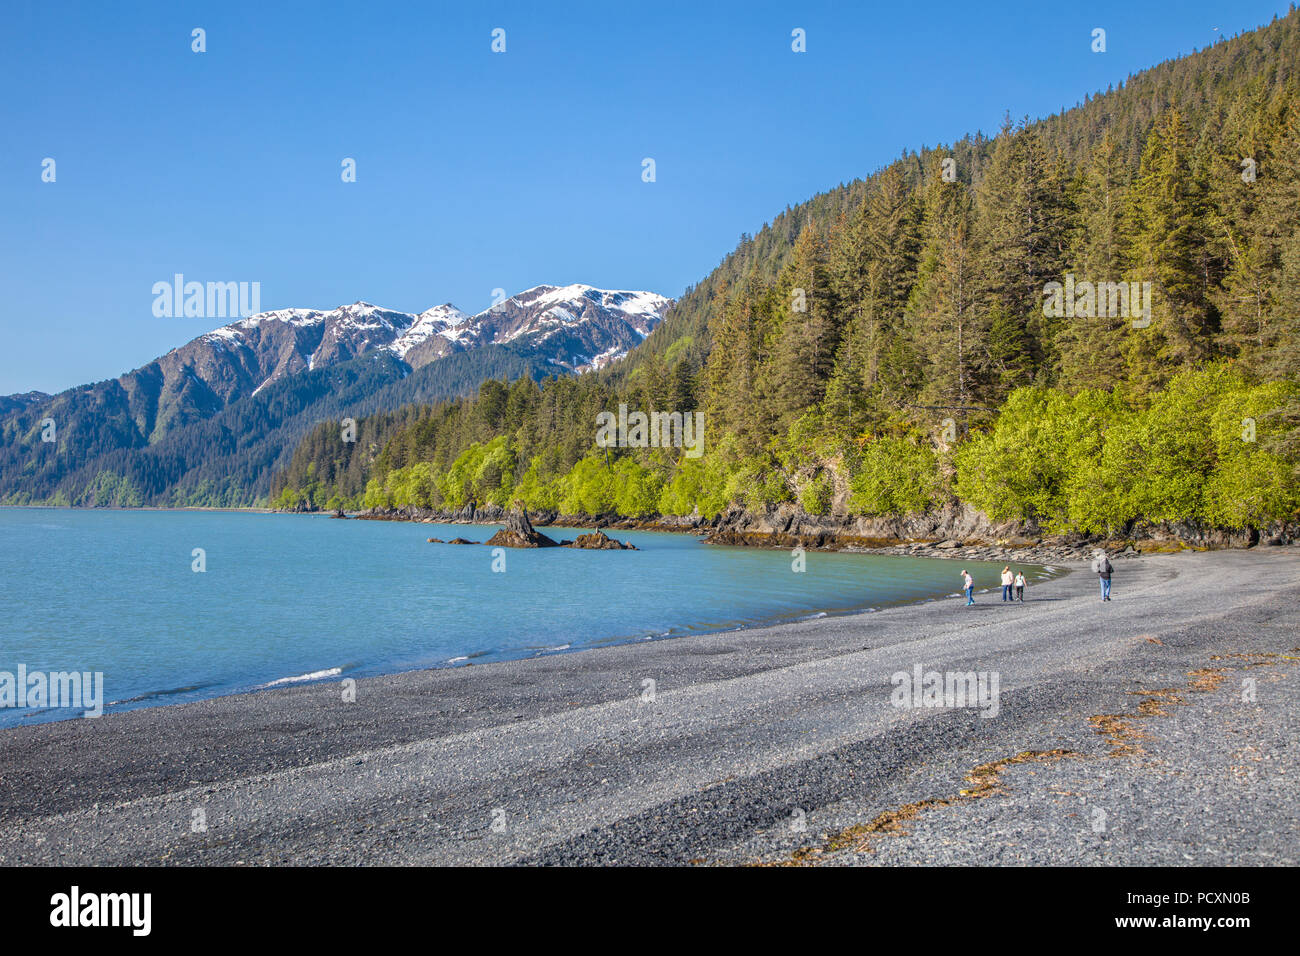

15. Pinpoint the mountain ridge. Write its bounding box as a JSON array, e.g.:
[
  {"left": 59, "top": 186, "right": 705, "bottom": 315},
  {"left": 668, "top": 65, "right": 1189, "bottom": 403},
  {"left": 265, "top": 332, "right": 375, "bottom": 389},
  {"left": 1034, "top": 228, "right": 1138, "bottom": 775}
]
[{"left": 0, "top": 283, "right": 672, "bottom": 507}]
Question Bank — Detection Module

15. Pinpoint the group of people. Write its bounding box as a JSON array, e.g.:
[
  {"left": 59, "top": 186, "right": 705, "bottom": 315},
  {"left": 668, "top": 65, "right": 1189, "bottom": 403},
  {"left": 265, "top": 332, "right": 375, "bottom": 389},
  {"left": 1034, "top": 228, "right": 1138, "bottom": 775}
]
[
  {"left": 959, "top": 550, "right": 1116, "bottom": 606},
  {"left": 960, "top": 566, "right": 1026, "bottom": 605}
]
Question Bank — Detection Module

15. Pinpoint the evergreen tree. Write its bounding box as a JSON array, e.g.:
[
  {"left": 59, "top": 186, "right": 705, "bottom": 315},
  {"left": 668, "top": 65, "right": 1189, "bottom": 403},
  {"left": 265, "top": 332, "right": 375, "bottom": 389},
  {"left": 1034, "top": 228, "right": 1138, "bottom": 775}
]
[
  {"left": 763, "top": 222, "right": 840, "bottom": 426},
  {"left": 1058, "top": 132, "right": 1130, "bottom": 390},
  {"left": 976, "top": 120, "right": 1071, "bottom": 392},
  {"left": 825, "top": 164, "right": 921, "bottom": 430},
  {"left": 907, "top": 156, "right": 987, "bottom": 407},
  {"left": 1123, "top": 110, "right": 1215, "bottom": 392}
]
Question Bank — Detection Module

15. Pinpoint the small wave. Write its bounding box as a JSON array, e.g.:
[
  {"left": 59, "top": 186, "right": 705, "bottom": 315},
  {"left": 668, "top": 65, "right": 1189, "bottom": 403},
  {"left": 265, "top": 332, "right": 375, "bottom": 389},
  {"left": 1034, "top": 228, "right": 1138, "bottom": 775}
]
[
  {"left": 109, "top": 681, "right": 221, "bottom": 706},
  {"left": 259, "top": 667, "right": 342, "bottom": 688},
  {"left": 446, "top": 656, "right": 469, "bottom": 664}
]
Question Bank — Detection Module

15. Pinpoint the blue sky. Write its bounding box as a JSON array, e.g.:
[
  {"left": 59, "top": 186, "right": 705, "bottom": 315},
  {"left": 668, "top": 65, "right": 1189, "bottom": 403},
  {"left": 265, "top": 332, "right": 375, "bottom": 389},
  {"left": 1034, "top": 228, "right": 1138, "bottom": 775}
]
[{"left": 1, "top": 0, "right": 1292, "bottom": 394}]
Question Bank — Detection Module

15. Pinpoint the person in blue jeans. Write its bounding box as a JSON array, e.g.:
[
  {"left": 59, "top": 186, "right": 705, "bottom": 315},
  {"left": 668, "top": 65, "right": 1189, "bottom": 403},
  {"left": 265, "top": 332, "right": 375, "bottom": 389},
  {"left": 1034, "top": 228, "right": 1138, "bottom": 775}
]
[
  {"left": 1000, "top": 565, "right": 1014, "bottom": 602},
  {"left": 962, "top": 569, "right": 975, "bottom": 606},
  {"left": 1092, "top": 550, "right": 1113, "bottom": 601}
]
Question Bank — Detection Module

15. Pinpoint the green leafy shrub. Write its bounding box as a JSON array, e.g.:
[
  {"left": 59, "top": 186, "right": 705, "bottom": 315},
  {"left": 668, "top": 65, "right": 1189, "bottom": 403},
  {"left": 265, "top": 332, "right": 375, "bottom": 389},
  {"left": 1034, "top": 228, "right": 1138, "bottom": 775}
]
[
  {"left": 798, "top": 471, "right": 834, "bottom": 515},
  {"left": 849, "top": 436, "right": 942, "bottom": 515}
]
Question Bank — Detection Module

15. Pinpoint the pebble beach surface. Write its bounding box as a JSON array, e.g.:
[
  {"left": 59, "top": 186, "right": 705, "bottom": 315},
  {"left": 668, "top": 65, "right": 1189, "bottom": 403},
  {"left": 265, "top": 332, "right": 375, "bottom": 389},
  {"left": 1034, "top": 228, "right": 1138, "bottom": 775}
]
[{"left": 1, "top": 547, "right": 1296, "bottom": 866}]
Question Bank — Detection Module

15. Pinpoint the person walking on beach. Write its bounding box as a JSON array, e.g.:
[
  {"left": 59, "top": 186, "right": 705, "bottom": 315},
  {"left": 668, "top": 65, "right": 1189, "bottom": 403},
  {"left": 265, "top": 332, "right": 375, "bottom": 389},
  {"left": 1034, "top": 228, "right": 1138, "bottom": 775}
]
[
  {"left": 962, "top": 569, "right": 975, "bottom": 606},
  {"left": 1001, "top": 566, "right": 1014, "bottom": 602},
  {"left": 1092, "top": 549, "right": 1113, "bottom": 601},
  {"left": 1014, "top": 570, "right": 1026, "bottom": 602}
]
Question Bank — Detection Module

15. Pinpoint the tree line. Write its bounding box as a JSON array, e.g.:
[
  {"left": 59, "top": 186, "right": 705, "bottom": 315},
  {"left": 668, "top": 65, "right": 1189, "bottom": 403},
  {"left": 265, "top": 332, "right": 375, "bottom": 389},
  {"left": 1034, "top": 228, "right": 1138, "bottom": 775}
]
[{"left": 276, "top": 11, "right": 1300, "bottom": 532}]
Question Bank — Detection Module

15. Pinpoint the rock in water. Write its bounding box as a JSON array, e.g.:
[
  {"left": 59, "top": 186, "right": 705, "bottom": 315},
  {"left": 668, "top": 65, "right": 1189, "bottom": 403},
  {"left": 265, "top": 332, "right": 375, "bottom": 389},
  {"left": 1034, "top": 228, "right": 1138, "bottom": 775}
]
[
  {"left": 484, "top": 504, "right": 560, "bottom": 548},
  {"left": 566, "top": 531, "right": 637, "bottom": 550}
]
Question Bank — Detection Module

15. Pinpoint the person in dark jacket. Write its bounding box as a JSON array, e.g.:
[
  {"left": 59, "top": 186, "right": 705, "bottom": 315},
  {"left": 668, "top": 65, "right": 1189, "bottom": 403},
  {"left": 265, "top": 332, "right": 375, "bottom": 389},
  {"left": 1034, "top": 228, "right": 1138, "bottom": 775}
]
[{"left": 1092, "top": 550, "right": 1113, "bottom": 601}]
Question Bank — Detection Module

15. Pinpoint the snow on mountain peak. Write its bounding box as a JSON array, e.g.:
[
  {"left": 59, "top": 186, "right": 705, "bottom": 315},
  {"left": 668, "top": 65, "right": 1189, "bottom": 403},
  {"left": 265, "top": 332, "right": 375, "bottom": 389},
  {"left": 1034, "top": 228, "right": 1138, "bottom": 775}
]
[
  {"left": 507, "top": 283, "right": 671, "bottom": 319},
  {"left": 195, "top": 284, "right": 672, "bottom": 370},
  {"left": 235, "top": 307, "right": 324, "bottom": 329},
  {"left": 419, "top": 303, "right": 469, "bottom": 324},
  {"left": 527, "top": 283, "right": 667, "bottom": 321},
  {"left": 386, "top": 303, "right": 469, "bottom": 357}
]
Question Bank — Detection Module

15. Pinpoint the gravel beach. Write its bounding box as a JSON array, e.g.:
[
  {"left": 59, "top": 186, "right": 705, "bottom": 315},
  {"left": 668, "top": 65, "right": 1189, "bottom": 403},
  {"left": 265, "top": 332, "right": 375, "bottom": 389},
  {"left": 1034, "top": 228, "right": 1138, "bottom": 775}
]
[{"left": 1, "top": 547, "right": 1297, "bottom": 866}]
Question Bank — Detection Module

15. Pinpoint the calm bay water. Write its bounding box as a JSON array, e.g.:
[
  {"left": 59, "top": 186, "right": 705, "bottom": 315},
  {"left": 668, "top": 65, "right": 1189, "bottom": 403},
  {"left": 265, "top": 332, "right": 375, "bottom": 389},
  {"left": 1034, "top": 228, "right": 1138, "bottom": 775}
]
[{"left": 0, "top": 508, "right": 1049, "bottom": 726}]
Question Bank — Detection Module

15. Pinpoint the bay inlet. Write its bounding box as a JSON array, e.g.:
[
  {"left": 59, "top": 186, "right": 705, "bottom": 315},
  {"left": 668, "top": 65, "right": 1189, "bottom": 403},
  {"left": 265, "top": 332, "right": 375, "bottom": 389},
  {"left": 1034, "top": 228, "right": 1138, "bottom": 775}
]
[{"left": 0, "top": 508, "right": 1049, "bottom": 726}]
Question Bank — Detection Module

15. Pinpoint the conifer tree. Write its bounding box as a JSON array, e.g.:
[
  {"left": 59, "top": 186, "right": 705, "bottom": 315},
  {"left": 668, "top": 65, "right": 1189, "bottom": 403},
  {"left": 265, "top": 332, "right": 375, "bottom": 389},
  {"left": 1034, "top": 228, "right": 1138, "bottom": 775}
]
[
  {"left": 764, "top": 223, "right": 839, "bottom": 426},
  {"left": 1123, "top": 110, "right": 1215, "bottom": 392},
  {"left": 976, "top": 120, "right": 1071, "bottom": 392},
  {"left": 824, "top": 164, "right": 920, "bottom": 429},
  {"left": 1058, "top": 132, "right": 1129, "bottom": 390},
  {"left": 907, "top": 156, "right": 987, "bottom": 407}
]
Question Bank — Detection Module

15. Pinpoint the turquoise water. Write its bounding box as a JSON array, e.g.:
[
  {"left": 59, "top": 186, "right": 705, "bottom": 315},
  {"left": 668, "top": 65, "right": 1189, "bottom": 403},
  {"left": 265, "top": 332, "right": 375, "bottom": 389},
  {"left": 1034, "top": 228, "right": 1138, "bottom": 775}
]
[{"left": 0, "top": 508, "right": 1046, "bottom": 726}]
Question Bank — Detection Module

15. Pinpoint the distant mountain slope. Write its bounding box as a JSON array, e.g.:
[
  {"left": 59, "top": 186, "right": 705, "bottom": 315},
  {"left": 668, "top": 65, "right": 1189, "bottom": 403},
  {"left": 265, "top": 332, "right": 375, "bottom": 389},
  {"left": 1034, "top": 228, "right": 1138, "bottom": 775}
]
[
  {"left": 0, "top": 285, "right": 671, "bottom": 506},
  {"left": 0, "top": 391, "right": 49, "bottom": 417}
]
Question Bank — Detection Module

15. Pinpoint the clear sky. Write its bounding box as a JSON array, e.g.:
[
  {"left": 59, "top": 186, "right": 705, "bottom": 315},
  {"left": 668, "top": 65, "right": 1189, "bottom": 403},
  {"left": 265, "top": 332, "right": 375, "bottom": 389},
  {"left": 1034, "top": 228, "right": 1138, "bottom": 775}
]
[{"left": 1, "top": 0, "right": 1292, "bottom": 394}]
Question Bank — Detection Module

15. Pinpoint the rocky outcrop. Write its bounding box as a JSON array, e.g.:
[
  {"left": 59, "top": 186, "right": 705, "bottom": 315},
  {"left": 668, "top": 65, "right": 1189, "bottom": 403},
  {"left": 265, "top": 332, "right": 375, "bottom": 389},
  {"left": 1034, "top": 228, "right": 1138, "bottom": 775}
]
[
  {"left": 483, "top": 505, "right": 560, "bottom": 548},
  {"left": 699, "top": 502, "right": 1298, "bottom": 555},
  {"left": 359, "top": 499, "right": 1298, "bottom": 560},
  {"left": 566, "top": 531, "right": 637, "bottom": 550}
]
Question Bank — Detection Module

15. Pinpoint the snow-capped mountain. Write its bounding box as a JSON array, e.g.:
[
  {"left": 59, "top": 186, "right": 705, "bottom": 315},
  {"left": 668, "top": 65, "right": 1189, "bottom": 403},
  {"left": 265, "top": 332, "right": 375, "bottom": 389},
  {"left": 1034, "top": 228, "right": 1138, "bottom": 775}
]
[
  {"left": 189, "top": 284, "right": 671, "bottom": 399},
  {"left": 386, "top": 304, "right": 471, "bottom": 364},
  {"left": 0, "top": 284, "right": 673, "bottom": 504},
  {"left": 473, "top": 285, "right": 671, "bottom": 371}
]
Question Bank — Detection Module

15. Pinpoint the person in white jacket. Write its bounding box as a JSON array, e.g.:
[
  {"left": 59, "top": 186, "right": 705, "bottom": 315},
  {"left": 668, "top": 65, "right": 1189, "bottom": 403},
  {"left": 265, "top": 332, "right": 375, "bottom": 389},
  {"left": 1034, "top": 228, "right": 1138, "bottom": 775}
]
[
  {"left": 962, "top": 569, "right": 975, "bottom": 606},
  {"left": 1001, "top": 566, "right": 1014, "bottom": 602}
]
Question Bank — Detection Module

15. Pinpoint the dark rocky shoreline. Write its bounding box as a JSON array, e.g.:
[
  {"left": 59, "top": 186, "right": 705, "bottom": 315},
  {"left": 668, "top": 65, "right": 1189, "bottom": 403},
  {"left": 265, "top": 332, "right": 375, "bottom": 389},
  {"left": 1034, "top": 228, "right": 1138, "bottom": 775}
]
[{"left": 342, "top": 499, "right": 1297, "bottom": 566}]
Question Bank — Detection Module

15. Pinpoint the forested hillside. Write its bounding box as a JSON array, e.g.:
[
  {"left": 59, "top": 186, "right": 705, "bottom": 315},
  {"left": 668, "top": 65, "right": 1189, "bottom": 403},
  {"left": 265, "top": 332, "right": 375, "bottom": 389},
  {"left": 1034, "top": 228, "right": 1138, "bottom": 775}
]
[
  {"left": 278, "top": 11, "right": 1300, "bottom": 534},
  {"left": 0, "top": 345, "right": 558, "bottom": 507}
]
